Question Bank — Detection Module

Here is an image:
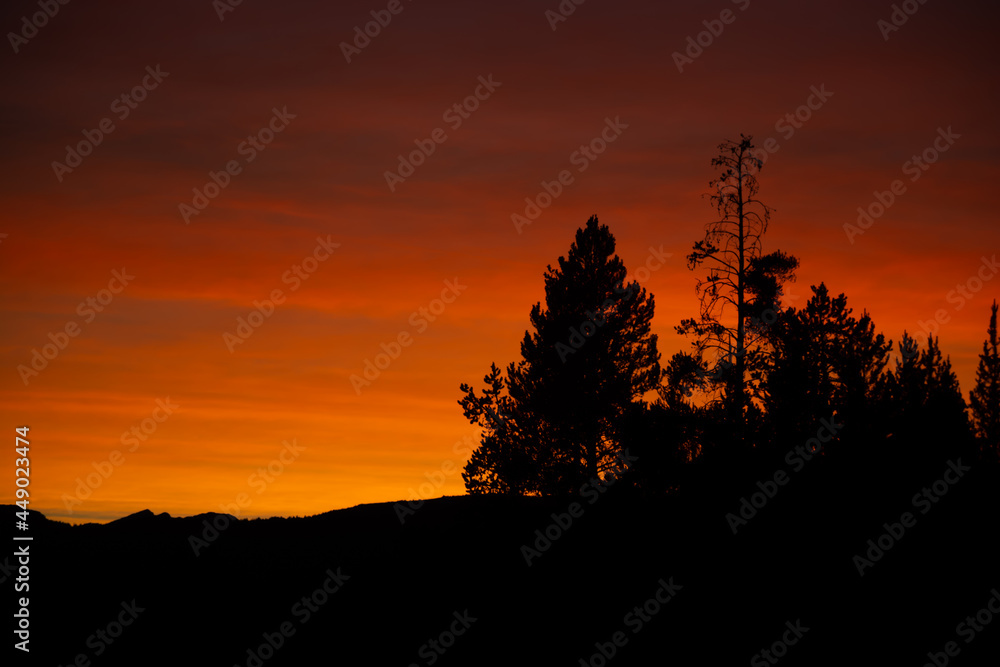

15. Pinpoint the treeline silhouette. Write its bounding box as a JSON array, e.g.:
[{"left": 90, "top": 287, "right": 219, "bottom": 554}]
[
  {"left": 10, "top": 136, "right": 998, "bottom": 667},
  {"left": 460, "top": 136, "right": 1000, "bottom": 498}
]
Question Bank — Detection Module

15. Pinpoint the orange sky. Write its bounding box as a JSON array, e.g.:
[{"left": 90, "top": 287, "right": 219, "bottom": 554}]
[{"left": 2, "top": 0, "right": 998, "bottom": 523}]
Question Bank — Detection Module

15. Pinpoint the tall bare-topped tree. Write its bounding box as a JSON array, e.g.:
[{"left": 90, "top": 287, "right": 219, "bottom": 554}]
[{"left": 676, "top": 135, "right": 798, "bottom": 448}]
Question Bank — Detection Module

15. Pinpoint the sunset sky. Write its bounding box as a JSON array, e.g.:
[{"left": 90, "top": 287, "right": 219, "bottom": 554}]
[{"left": 2, "top": 0, "right": 998, "bottom": 523}]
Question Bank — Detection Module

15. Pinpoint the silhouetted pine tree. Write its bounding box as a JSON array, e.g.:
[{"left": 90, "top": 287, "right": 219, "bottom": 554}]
[
  {"left": 458, "top": 363, "right": 536, "bottom": 494},
  {"left": 969, "top": 300, "right": 1000, "bottom": 461},
  {"left": 880, "top": 332, "right": 973, "bottom": 471},
  {"left": 763, "top": 284, "right": 891, "bottom": 454},
  {"left": 618, "top": 400, "right": 695, "bottom": 495},
  {"left": 460, "top": 216, "right": 661, "bottom": 495}
]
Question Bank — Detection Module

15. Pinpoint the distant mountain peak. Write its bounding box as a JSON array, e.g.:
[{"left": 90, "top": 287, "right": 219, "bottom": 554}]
[{"left": 111, "top": 509, "right": 172, "bottom": 524}]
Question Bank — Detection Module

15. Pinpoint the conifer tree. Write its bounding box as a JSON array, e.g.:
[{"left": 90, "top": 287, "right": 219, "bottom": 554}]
[
  {"left": 460, "top": 216, "right": 661, "bottom": 494},
  {"left": 969, "top": 301, "right": 1000, "bottom": 461}
]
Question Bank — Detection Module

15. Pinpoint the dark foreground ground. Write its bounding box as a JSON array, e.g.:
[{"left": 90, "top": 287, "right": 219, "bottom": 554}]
[{"left": 4, "top": 453, "right": 999, "bottom": 666}]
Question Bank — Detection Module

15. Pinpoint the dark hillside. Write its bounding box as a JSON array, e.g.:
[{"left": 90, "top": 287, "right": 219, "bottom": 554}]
[{"left": 5, "top": 455, "right": 998, "bottom": 666}]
